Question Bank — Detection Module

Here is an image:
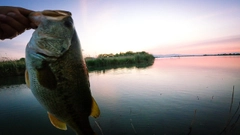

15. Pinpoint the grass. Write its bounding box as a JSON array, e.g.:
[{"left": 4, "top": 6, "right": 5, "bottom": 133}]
[
  {"left": 0, "top": 57, "right": 25, "bottom": 77},
  {"left": 0, "top": 51, "right": 155, "bottom": 78},
  {"left": 85, "top": 51, "right": 155, "bottom": 70},
  {"left": 220, "top": 86, "right": 240, "bottom": 134}
]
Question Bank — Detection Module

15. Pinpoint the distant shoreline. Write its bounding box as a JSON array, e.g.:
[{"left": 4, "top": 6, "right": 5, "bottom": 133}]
[
  {"left": 1, "top": 52, "right": 239, "bottom": 78},
  {"left": 154, "top": 53, "right": 240, "bottom": 58}
]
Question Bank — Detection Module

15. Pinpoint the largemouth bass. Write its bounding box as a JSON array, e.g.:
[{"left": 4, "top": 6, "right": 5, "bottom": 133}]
[{"left": 25, "top": 10, "right": 100, "bottom": 135}]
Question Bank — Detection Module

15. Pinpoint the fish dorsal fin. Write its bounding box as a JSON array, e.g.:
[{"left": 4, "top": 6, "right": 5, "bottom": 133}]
[
  {"left": 25, "top": 70, "right": 30, "bottom": 88},
  {"left": 90, "top": 97, "right": 100, "bottom": 118},
  {"left": 47, "top": 112, "right": 67, "bottom": 130}
]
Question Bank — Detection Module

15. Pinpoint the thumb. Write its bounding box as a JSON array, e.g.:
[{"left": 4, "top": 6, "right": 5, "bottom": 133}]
[{"left": 17, "top": 7, "right": 34, "bottom": 17}]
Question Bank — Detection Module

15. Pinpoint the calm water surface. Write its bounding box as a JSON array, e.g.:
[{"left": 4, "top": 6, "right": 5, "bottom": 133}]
[{"left": 0, "top": 56, "right": 240, "bottom": 135}]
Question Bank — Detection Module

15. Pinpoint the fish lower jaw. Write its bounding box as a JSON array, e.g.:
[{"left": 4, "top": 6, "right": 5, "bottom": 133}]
[{"left": 36, "top": 52, "right": 59, "bottom": 61}]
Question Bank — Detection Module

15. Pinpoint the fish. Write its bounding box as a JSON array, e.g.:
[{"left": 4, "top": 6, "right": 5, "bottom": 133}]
[{"left": 25, "top": 10, "right": 100, "bottom": 135}]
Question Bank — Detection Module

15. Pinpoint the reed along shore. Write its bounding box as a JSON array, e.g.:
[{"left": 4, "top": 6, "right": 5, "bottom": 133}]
[{"left": 0, "top": 51, "right": 155, "bottom": 78}]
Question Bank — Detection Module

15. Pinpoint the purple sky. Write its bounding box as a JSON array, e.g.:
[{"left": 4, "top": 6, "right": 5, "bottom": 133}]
[{"left": 1, "top": 0, "right": 240, "bottom": 59}]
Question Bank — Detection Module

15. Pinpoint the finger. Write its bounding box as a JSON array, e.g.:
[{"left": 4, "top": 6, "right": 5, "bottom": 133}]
[
  {"left": 7, "top": 12, "right": 32, "bottom": 28},
  {"left": 0, "top": 15, "right": 26, "bottom": 34},
  {"left": 17, "top": 7, "right": 38, "bottom": 29},
  {"left": 8, "top": 10, "right": 38, "bottom": 29},
  {"left": 0, "top": 23, "right": 18, "bottom": 40},
  {"left": 16, "top": 8, "right": 39, "bottom": 29},
  {"left": 17, "top": 7, "right": 34, "bottom": 16}
]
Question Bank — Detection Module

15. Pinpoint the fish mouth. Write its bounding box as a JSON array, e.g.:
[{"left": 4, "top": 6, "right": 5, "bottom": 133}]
[
  {"left": 36, "top": 52, "right": 59, "bottom": 61},
  {"left": 29, "top": 10, "right": 71, "bottom": 26},
  {"left": 42, "top": 10, "right": 71, "bottom": 17}
]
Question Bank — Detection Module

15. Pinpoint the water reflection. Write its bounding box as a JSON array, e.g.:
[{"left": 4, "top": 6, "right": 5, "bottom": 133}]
[
  {"left": 0, "top": 76, "right": 25, "bottom": 87},
  {"left": 89, "top": 56, "right": 240, "bottom": 135},
  {"left": 0, "top": 84, "right": 76, "bottom": 135},
  {"left": 88, "top": 62, "right": 154, "bottom": 74},
  {"left": 0, "top": 56, "right": 240, "bottom": 135}
]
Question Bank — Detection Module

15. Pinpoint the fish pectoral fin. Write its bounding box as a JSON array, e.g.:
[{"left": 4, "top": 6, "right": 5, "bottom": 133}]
[
  {"left": 90, "top": 97, "right": 100, "bottom": 118},
  {"left": 47, "top": 112, "right": 67, "bottom": 130},
  {"left": 25, "top": 70, "right": 30, "bottom": 88}
]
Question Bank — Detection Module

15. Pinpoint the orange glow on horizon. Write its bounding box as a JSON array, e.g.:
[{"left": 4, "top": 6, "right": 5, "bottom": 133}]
[
  {"left": 153, "top": 56, "right": 240, "bottom": 71},
  {"left": 148, "top": 38, "right": 240, "bottom": 55}
]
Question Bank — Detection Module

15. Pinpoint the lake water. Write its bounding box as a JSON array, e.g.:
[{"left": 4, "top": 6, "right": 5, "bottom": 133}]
[{"left": 0, "top": 56, "right": 240, "bottom": 135}]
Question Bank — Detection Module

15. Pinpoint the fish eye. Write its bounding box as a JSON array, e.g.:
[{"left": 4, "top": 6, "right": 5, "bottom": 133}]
[{"left": 64, "top": 20, "right": 73, "bottom": 28}]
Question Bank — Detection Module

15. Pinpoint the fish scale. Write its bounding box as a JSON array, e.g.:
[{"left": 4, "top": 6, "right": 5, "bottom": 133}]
[{"left": 25, "top": 10, "right": 100, "bottom": 135}]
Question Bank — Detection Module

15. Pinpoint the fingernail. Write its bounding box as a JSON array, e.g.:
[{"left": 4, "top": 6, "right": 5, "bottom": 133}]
[
  {"left": 0, "top": 14, "right": 6, "bottom": 19},
  {"left": 7, "top": 12, "right": 16, "bottom": 17}
]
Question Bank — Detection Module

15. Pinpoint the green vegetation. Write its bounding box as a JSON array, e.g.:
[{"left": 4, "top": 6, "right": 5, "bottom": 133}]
[
  {"left": 0, "top": 57, "right": 25, "bottom": 77},
  {"left": 85, "top": 51, "right": 155, "bottom": 70},
  {"left": 0, "top": 51, "right": 155, "bottom": 77}
]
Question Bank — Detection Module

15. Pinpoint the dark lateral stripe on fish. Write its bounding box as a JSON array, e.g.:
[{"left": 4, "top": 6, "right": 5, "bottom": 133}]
[{"left": 37, "top": 65, "right": 57, "bottom": 90}]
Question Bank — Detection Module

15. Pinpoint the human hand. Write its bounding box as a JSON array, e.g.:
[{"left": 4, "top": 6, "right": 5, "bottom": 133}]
[{"left": 0, "top": 6, "right": 37, "bottom": 40}]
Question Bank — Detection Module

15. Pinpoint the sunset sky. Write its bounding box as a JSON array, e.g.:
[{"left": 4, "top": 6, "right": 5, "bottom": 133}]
[{"left": 1, "top": 0, "right": 240, "bottom": 59}]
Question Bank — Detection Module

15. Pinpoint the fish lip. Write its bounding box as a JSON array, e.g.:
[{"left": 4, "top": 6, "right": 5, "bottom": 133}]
[
  {"left": 36, "top": 52, "right": 58, "bottom": 61},
  {"left": 29, "top": 10, "right": 72, "bottom": 26},
  {"left": 42, "top": 10, "right": 72, "bottom": 17}
]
